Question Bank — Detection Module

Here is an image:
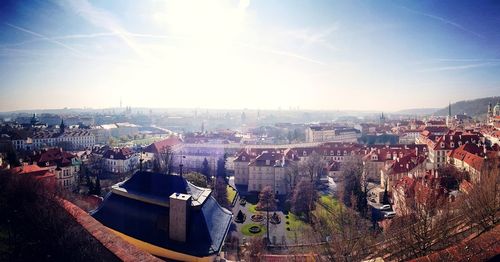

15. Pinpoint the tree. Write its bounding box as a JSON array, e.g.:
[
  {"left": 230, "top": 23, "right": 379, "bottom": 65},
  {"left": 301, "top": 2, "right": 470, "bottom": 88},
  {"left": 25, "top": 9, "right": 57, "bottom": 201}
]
[
  {"left": 284, "top": 163, "right": 300, "bottom": 194},
  {"left": 459, "top": 157, "right": 499, "bottom": 233},
  {"left": 339, "top": 156, "right": 368, "bottom": 216},
  {"left": 86, "top": 174, "right": 94, "bottom": 196},
  {"left": 384, "top": 189, "right": 456, "bottom": 260},
  {"left": 0, "top": 171, "right": 120, "bottom": 262},
  {"left": 216, "top": 154, "right": 227, "bottom": 179},
  {"left": 155, "top": 145, "right": 174, "bottom": 175},
  {"left": 184, "top": 172, "right": 208, "bottom": 188},
  {"left": 93, "top": 175, "right": 101, "bottom": 196},
  {"left": 201, "top": 158, "right": 211, "bottom": 180},
  {"left": 290, "top": 178, "right": 316, "bottom": 220},
  {"left": 303, "top": 151, "right": 326, "bottom": 183},
  {"left": 437, "top": 166, "right": 468, "bottom": 190},
  {"left": 235, "top": 210, "right": 246, "bottom": 223},
  {"left": 242, "top": 237, "right": 266, "bottom": 261},
  {"left": 382, "top": 184, "right": 390, "bottom": 205},
  {"left": 257, "top": 186, "right": 276, "bottom": 244},
  {"left": 213, "top": 178, "right": 230, "bottom": 209},
  {"left": 313, "top": 202, "right": 375, "bottom": 261}
]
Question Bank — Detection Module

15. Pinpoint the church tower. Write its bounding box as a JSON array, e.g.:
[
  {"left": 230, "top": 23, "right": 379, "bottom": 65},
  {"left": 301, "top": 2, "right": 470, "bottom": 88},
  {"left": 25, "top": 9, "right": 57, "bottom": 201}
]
[
  {"left": 446, "top": 102, "right": 453, "bottom": 127},
  {"left": 59, "top": 119, "right": 66, "bottom": 134}
]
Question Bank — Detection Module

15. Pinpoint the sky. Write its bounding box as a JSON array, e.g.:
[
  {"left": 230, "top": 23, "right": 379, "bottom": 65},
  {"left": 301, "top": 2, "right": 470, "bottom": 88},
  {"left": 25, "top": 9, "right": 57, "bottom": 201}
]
[{"left": 0, "top": 0, "right": 499, "bottom": 112}]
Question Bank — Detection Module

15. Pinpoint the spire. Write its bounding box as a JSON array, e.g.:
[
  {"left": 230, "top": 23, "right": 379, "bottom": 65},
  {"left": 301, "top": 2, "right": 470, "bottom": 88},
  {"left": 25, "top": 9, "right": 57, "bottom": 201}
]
[{"left": 59, "top": 119, "right": 65, "bottom": 134}]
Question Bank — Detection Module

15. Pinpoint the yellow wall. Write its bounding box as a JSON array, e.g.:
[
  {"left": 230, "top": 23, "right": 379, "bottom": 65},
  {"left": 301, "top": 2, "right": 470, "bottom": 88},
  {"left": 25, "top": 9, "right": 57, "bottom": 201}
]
[{"left": 107, "top": 228, "right": 214, "bottom": 262}]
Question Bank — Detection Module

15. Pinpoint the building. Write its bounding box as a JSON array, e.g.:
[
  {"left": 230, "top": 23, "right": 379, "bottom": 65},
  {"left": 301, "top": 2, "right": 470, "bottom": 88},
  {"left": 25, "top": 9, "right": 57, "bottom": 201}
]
[
  {"left": 305, "top": 125, "right": 361, "bottom": 143},
  {"left": 487, "top": 101, "right": 500, "bottom": 128},
  {"left": 246, "top": 150, "right": 299, "bottom": 195},
  {"left": 362, "top": 144, "right": 427, "bottom": 183},
  {"left": 392, "top": 175, "right": 446, "bottom": 216},
  {"left": 294, "top": 142, "right": 363, "bottom": 163},
  {"left": 447, "top": 143, "right": 499, "bottom": 183},
  {"left": 233, "top": 150, "right": 252, "bottom": 186},
  {"left": 174, "top": 144, "right": 224, "bottom": 176},
  {"left": 99, "top": 122, "right": 140, "bottom": 138},
  {"left": 32, "top": 148, "right": 81, "bottom": 190},
  {"left": 380, "top": 153, "right": 427, "bottom": 191},
  {"left": 423, "top": 131, "right": 481, "bottom": 169},
  {"left": 234, "top": 148, "right": 300, "bottom": 195},
  {"left": 9, "top": 163, "right": 56, "bottom": 189},
  {"left": 91, "top": 171, "right": 232, "bottom": 261},
  {"left": 11, "top": 128, "right": 95, "bottom": 151},
  {"left": 102, "top": 147, "right": 139, "bottom": 174}
]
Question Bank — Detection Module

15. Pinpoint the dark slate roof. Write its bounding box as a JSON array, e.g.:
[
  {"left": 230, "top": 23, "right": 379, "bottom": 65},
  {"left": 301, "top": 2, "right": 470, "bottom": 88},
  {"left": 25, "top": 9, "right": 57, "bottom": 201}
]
[
  {"left": 118, "top": 171, "right": 205, "bottom": 203},
  {"left": 91, "top": 191, "right": 232, "bottom": 257},
  {"left": 91, "top": 171, "right": 232, "bottom": 258}
]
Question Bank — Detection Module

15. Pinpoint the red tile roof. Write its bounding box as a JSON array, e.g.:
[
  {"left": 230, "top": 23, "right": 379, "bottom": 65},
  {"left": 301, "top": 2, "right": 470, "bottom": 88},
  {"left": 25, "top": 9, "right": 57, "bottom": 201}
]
[
  {"left": 33, "top": 148, "right": 77, "bottom": 168},
  {"left": 143, "top": 136, "right": 182, "bottom": 154},
  {"left": 411, "top": 223, "right": 500, "bottom": 262},
  {"left": 102, "top": 147, "right": 135, "bottom": 160}
]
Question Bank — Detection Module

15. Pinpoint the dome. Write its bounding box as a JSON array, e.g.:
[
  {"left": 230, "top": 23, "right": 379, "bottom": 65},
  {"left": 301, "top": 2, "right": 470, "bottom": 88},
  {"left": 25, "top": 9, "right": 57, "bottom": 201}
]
[{"left": 494, "top": 101, "right": 500, "bottom": 116}]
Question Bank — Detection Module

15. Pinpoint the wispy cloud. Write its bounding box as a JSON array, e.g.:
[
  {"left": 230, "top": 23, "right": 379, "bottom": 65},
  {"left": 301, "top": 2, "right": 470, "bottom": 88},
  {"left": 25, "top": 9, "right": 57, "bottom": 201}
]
[
  {"left": 285, "top": 25, "right": 338, "bottom": 51},
  {"left": 56, "top": 0, "right": 146, "bottom": 58},
  {"left": 419, "top": 62, "right": 500, "bottom": 72},
  {"left": 239, "top": 43, "right": 327, "bottom": 66},
  {"left": 401, "top": 6, "right": 483, "bottom": 38},
  {"left": 5, "top": 23, "right": 85, "bottom": 56}
]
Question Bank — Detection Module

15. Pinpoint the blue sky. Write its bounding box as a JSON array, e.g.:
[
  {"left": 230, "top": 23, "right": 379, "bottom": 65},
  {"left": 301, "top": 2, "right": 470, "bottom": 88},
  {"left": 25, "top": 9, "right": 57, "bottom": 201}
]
[{"left": 0, "top": 0, "right": 499, "bottom": 112}]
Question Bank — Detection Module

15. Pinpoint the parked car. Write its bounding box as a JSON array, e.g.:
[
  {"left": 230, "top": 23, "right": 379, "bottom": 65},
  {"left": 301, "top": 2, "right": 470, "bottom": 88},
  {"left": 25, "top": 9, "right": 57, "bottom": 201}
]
[
  {"left": 384, "top": 211, "right": 396, "bottom": 219},
  {"left": 380, "top": 204, "right": 391, "bottom": 211}
]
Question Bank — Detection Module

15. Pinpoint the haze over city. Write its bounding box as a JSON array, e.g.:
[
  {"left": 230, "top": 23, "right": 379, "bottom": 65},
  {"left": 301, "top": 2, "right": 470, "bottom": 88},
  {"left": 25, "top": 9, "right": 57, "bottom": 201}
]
[
  {"left": 1, "top": 0, "right": 500, "bottom": 112},
  {"left": 1, "top": 1, "right": 500, "bottom": 262}
]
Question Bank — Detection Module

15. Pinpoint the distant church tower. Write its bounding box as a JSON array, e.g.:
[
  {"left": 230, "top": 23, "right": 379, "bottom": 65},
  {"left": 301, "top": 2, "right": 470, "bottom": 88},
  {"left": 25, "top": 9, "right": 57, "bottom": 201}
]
[
  {"left": 446, "top": 102, "right": 453, "bottom": 127},
  {"left": 59, "top": 119, "right": 66, "bottom": 134},
  {"left": 379, "top": 112, "right": 386, "bottom": 125}
]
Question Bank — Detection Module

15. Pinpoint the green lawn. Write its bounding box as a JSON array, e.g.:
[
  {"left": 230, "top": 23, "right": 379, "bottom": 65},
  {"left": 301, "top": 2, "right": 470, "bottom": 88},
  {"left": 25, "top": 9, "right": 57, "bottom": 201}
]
[
  {"left": 227, "top": 185, "right": 237, "bottom": 204},
  {"left": 241, "top": 223, "right": 266, "bottom": 236},
  {"left": 247, "top": 203, "right": 258, "bottom": 214},
  {"left": 285, "top": 212, "right": 311, "bottom": 239},
  {"left": 129, "top": 137, "right": 165, "bottom": 146},
  {"left": 318, "top": 195, "right": 341, "bottom": 212}
]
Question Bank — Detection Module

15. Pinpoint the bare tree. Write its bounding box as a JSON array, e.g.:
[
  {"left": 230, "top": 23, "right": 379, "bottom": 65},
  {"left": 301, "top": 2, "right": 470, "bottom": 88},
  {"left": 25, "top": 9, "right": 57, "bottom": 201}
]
[
  {"left": 284, "top": 162, "right": 300, "bottom": 194},
  {"left": 154, "top": 145, "right": 174, "bottom": 175},
  {"left": 339, "top": 156, "right": 368, "bottom": 216},
  {"left": 384, "top": 184, "right": 456, "bottom": 260},
  {"left": 257, "top": 186, "right": 276, "bottom": 244},
  {"left": 303, "top": 151, "right": 326, "bottom": 183},
  {"left": 290, "top": 178, "right": 316, "bottom": 221},
  {"left": 313, "top": 202, "right": 375, "bottom": 261},
  {"left": 242, "top": 237, "right": 266, "bottom": 261},
  {"left": 459, "top": 157, "right": 499, "bottom": 233}
]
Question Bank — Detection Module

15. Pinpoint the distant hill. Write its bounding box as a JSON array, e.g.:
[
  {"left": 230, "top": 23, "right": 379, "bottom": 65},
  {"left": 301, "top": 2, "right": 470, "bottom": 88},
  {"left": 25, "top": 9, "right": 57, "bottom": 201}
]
[
  {"left": 395, "top": 108, "right": 440, "bottom": 115},
  {"left": 434, "top": 96, "right": 500, "bottom": 117}
]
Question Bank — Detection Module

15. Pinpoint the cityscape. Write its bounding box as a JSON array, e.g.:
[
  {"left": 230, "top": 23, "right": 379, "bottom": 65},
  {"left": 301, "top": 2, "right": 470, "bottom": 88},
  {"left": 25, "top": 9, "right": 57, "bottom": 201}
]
[{"left": 1, "top": 1, "right": 499, "bottom": 262}]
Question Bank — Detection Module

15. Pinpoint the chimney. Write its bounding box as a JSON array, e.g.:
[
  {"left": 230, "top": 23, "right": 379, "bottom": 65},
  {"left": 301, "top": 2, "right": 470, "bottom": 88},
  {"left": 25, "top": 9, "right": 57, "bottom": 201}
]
[{"left": 169, "top": 193, "right": 191, "bottom": 243}]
